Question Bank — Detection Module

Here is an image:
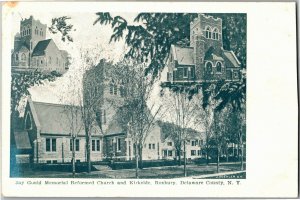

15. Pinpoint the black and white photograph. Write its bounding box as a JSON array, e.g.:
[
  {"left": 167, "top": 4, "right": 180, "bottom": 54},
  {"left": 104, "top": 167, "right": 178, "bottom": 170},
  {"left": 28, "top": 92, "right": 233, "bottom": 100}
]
[
  {"left": 9, "top": 10, "right": 246, "bottom": 179},
  {"left": 1, "top": 2, "right": 298, "bottom": 198}
]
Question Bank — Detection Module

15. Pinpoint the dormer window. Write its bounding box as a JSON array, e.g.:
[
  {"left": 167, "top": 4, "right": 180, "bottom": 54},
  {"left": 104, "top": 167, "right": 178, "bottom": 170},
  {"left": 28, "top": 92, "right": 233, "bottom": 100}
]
[{"left": 205, "top": 26, "right": 212, "bottom": 39}]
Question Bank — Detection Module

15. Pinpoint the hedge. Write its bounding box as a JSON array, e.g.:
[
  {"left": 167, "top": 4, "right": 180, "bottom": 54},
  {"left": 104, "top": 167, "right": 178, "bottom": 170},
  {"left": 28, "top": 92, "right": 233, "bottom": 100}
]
[{"left": 109, "top": 159, "right": 179, "bottom": 170}]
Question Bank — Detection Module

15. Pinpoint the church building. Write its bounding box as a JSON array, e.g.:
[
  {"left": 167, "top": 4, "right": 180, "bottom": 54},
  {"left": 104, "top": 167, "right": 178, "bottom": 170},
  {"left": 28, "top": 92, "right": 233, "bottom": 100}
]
[
  {"left": 11, "top": 15, "right": 69, "bottom": 74},
  {"left": 162, "top": 14, "right": 241, "bottom": 83}
]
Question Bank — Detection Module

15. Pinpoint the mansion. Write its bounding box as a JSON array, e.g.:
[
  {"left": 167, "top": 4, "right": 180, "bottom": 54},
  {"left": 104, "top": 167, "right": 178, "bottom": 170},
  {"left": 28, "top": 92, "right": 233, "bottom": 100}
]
[{"left": 11, "top": 16, "right": 69, "bottom": 74}]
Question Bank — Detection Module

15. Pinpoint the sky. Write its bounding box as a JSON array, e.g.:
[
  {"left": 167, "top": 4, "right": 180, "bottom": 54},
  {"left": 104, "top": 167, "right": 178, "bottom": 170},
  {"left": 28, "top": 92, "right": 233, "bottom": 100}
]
[{"left": 12, "top": 11, "right": 137, "bottom": 104}]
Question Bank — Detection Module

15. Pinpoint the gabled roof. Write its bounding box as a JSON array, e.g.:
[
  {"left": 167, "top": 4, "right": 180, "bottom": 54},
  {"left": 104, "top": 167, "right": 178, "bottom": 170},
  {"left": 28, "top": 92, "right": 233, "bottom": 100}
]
[
  {"left": 14, "top": 42, "right": 29, "bottom": 52},
  {"left": 171, "top": 45, "right": 194, "bottom": 66},
  {"left": 28, "top": 99, "right": 101, "bottom": 136},
  {"left": 171, "top": 44, "right": 241, "bottom": 68},
  {"left": 204, "top": 46, "right": 224, "bottom": 61},
  {"left": 32, "top": 39, "right": 52, "bottom": 56},
  {"left": 223, "top": 50, "right": 241, "bottom": 68}
]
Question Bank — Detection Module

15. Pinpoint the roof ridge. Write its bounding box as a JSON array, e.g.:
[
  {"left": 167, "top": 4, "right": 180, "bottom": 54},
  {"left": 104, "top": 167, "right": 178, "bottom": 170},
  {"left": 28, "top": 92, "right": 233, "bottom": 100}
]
[{"left": 32, "top": 101, "right": 80, "bottom": 108}]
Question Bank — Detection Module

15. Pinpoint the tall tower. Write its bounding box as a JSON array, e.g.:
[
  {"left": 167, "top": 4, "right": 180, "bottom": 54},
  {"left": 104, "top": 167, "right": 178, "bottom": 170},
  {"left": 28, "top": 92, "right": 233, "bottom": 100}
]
[
  {"left": 190, "top": 14, "right": 223, "bottom": 80},
  {"left": 20, "top": 15, "right": 47, "bottom": 53},
  {"left": 190, "top": 14, "right": 223, "bottom": 49}
]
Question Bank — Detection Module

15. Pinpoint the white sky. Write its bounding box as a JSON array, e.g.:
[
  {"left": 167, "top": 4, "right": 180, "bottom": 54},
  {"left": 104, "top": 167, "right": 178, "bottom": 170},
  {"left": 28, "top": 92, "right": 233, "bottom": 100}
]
[{"left": 11, "top": 11, "right": 137, "bottom": 104}]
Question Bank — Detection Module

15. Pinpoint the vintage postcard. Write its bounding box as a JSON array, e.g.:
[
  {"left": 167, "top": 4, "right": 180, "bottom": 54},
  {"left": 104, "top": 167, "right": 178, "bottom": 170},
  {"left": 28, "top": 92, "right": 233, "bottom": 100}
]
[{"left": 1, "top": 1, "right": 298, "bottom": 198}]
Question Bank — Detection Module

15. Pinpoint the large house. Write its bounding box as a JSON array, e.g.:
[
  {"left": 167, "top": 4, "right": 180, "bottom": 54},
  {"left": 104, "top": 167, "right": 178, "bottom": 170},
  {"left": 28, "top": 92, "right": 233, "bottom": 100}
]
[
  {"left": 161, "top": 13, "right": 241, "bottom": 83},
  {"left": 11, "top": 15, "right": 69, "bottom": 74}
]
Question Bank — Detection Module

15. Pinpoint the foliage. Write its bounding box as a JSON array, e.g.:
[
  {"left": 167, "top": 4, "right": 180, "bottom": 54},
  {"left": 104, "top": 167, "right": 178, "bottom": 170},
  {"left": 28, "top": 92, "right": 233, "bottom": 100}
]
[
  {"left": 208, "top": 13, "right": 247, "bottom": 68},
  {"left": 11, "top": 70, "right": 61, "bottom": 113},
  {"left": 93, "top": 13, "right": 246, "bottom": 78},
  {"left": 49, "top": 16, "right": 74, "bottom": 42}
]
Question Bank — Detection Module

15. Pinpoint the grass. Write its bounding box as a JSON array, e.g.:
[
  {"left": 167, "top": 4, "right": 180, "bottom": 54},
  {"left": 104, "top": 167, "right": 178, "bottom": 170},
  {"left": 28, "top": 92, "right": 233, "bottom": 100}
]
[{"left": 11, "top": 162, "right": 246, "bottom": 179}]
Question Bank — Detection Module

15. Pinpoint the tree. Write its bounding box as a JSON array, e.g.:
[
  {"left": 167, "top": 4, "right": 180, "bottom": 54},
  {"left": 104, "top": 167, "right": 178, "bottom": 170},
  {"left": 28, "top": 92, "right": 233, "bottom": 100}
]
[
  {"left": 161, "top": 85, "right": 200, "bottom": 176},
  {"left": 49, "top": 16, "right": 74, "bottom": 42},
  {"left": 112, "top": 61, "right": 162, "bottom": 178},
  {"left": 59, "top": 72, "right": 83, "bottom": 177},
  {"left": 79, "top": 48, "right": 105, "bottom": 173},
  {"left": 212, "top": 108, "right": 231, "bottom": 173},
  {"left": 193, "top": 101, "right": 213, "bottom": 165},
  {"left": 93, "top": 13, "right": 246, "bottom": 78}
]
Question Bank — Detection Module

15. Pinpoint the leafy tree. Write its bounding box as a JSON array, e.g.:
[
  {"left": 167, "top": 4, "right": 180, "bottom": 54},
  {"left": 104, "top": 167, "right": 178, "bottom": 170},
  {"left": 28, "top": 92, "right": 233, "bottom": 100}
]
[
  {"left": 93, "top": 13, "right": 246, "bottom": 78},
  {"left": 11, "top": 70, "right": 61, "bottom": 122},
  {"left": 49, "top": 16, "right": 74, "bottom": 42}
]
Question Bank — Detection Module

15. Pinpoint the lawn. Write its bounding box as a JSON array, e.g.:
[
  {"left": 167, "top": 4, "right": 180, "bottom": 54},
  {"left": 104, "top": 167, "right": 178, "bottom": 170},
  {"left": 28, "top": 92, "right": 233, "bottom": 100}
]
[{"left": 12, "top": 162, "right": 246, "bottom": 179}]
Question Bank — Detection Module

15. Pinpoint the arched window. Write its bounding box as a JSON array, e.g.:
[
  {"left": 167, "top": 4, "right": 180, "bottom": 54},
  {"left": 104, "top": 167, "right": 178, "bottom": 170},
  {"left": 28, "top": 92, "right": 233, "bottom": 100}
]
[
  {"left": 25, "top": 112, "right": 32, "bottom": 130},
  {"left": 21, "top": 53, "right": 26, "bottom": 61},
  {"left": 205, "top": 61, "right": 213, "bottom": 73},
  {"left": 15, "top": 53, "right": 19, "bottom": 61},
  {"left": 216, "top": 62, "right": 222, "bottom": 72},
  {"left": 213, "top": 28, "right": 219, "bottom": 40},
  {"left": 35, "top": 27, "right": 38, "bottom": 35},
  {"left": 205, "top": 26, "right": 212, "bottom": 39},
  {"left": 49, "top": 56, "right": 52, "bottom": 64}
]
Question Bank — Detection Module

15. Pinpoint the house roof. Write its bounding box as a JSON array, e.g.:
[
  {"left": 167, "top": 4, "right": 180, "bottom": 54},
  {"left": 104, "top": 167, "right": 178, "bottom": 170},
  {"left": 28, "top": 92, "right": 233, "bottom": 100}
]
[
  {"left": 171, "top": 45, "right": 194, "bottom": 66},
  {"left": 171, "top": 44, "right": 241, "bottom": 68},
  {"left": 14, "top": 130, "right": 32, "bottom": 150},
  {"left": 204, "top": 47, "right": 224, "bottom": 61},
  {"left": 14, "top": 42, "right": 29, "bottom": 52},
  {"left": 157, "top": 120, "right": 202, "bottom": 142},
  {"left": 223, "top": 50, "right": 241, "bottom": 68},
  {"left": 32, "top": 39, "right": 52, "bottom": 56},
  {"left": 28, "top": 99, "right": 101, "bottom": 136}
]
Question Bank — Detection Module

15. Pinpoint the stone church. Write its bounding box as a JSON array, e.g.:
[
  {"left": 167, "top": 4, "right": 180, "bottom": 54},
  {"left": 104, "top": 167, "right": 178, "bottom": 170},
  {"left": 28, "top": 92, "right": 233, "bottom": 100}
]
[
  {"left": 162, "top": 14, "right": 241, "bottom": 83},
  {"left": 11, "top": 16, "right": 69, "bottom": 74}
]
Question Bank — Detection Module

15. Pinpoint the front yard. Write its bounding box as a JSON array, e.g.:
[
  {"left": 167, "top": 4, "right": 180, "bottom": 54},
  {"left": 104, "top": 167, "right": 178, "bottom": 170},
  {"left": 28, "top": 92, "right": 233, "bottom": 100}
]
[{"left": 12, "top": 162, "right": 246, "bottom": 179}]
